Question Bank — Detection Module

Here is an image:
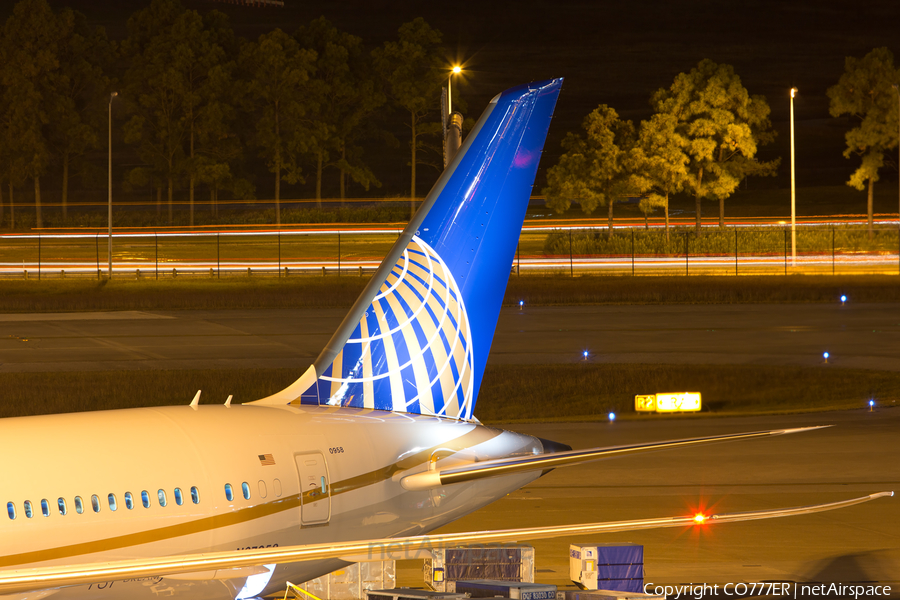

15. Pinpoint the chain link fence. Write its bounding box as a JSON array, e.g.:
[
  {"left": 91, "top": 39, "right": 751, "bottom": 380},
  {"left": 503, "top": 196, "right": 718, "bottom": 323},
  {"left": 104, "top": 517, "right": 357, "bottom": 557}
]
[{"left": 1, "top": 225, "right": 898, "bottom": 279}]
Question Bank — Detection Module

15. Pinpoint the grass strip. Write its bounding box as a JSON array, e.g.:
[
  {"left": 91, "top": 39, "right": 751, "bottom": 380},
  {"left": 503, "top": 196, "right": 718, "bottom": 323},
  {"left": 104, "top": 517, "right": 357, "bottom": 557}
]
[
  {"left": 0, "top": 277, "right": 370, "bottom": 312},
  {"left": 2, "top": 364, "right": 897, "bottom": 421},
  {"left": 477, "top": 364, "right": 900, "bottom": 422},
  {"left": 1, "top": 275, "right": 900, "bottom": 313}
]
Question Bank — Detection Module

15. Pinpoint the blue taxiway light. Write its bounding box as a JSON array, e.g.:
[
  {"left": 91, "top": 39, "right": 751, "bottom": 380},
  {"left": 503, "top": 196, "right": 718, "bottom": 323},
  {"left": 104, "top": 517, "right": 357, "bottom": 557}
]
[
  {"left": 608, "top": 412, "right": 616, "bottom": 421},
  {"left": 841, "top": 295, "right": 847, "bottom": 303},
  {"left": 582, "top": 350, "right": 589, "bottom": 359},
  {"left": 519, "top": 300, "right": 524, "bottom": 308},
  {"left": 823, "top": 352, "right": 830, "bottom": 359}
]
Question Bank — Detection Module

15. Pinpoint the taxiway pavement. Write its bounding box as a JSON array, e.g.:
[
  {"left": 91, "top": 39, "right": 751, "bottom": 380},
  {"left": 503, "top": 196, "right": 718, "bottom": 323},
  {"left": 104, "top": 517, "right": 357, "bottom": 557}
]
[
  {"left": 2, "top": 303, "right": 899, "bottom": 372},
  {"left": 428, "top": 408, "right": 900, "bottom": 589}
]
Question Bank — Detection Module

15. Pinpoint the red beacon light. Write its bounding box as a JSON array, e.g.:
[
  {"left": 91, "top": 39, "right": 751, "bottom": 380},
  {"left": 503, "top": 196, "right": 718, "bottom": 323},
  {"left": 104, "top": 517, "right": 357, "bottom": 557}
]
[{"left": 693, "top": 513, "right": 707, "bottom": 524}]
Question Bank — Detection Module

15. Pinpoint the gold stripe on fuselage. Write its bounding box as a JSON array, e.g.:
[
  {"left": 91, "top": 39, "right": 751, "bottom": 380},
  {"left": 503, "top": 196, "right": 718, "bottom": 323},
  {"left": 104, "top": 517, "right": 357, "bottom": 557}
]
[{"left": 0, "top": 426, "right": 501, "bottom": 569}]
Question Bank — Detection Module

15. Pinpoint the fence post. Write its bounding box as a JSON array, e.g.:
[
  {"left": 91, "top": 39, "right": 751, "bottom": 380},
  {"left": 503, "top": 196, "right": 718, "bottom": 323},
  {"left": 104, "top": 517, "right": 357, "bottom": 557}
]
[
  {"left": 734, "top": 228, "right": 738, "bottom": 276},
  {"left": 95, "top": 234, "right": 100, "bottom": 280},
  {"left": 155, "top": 232, "right": 159, "bottom": 280},
  {"left": 38, "top": 234, "right": 41, "bottom": 280},
  {"left": 278, "top": 231, "right": 281, "bottom": 277},
  {"left": 568, "top": 229, "right": 573, "bottom": 277},
  {"left": 684, "top": 234, "right": 688, "bottom": 276},
  {"left": 517, "top": 242, "right": 520, "bottom": 277},
  {"left": 631, "top": 228, "right": 635, "bottom": 276},
  {"left": 832, "top": 225, "right": 835, "bottom": 275},
  {"left": 784, "top": 228, "right": 787, "bottom": 275},
  {"left": 337, "top": 232, "right": 341, "bottom": 277},
  {"left": 216, "top": 232, "right": 220, "bottom": 279}
]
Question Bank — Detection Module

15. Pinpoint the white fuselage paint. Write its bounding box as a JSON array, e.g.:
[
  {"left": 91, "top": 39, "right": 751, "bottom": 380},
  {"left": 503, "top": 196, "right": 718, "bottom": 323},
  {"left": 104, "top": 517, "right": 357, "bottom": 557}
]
[{"left": 0, "top": 404, "right": 544, "bottom": 599}]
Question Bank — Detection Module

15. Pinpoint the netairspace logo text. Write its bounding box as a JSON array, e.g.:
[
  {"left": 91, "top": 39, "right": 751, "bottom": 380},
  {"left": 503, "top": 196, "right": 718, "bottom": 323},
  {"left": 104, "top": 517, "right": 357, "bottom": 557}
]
[{"left": 644, "top": 582, "right": 893, "bottom": 599}]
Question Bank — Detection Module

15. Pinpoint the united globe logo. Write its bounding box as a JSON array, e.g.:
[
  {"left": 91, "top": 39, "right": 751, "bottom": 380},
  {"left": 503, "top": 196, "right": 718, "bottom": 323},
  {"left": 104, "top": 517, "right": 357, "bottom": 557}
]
[{"left": 317, "top": 236, "right": 475, "bottom": 421}]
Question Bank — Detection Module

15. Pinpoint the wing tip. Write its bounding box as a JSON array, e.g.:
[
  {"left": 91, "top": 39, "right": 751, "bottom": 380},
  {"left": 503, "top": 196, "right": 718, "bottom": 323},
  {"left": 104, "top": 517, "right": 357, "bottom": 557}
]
[{"left": 772, "top": 425, "right": 833, "bottom": 435}]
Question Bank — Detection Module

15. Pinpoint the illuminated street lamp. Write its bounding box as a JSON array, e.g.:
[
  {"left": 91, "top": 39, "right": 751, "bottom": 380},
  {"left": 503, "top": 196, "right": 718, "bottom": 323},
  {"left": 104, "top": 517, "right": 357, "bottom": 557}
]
[
  {"left": 108, "top": 91, "right": 117, "bottom": 279},
  {"left": 448, "top": 65, "right": 462, "bottom": 115},
  {"left": 790, "top": 87, "right": 798, "bottom": 267}
]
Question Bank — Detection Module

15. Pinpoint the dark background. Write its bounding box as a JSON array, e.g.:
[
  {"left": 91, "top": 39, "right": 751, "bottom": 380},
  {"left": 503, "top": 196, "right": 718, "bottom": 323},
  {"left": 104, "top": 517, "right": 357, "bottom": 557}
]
[{"left": 3, "top": 0, "right": 899, "bottom": 207}]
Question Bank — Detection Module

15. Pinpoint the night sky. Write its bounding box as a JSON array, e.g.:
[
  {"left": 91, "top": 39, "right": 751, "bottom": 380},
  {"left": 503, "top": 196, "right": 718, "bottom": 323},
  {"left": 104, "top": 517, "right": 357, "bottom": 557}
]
[{"left": 8, "top": 0, "right": 900, "bottom": 200}]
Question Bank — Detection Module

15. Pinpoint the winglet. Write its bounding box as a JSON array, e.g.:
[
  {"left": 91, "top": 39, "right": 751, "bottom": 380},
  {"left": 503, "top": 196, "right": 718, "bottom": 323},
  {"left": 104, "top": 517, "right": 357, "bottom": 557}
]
[
  {"left": 190, "top": 390, "right": 201, "bottom": 410},
  {"left": 772, "top": 425, "right": 833, "bottom": 435},
  {"left": 224, "top": 395, "right": 233, "bottom": 408}
]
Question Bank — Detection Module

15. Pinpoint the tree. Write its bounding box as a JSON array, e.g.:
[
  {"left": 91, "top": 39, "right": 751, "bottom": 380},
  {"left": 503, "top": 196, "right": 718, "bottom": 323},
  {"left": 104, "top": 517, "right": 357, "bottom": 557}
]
[
  {"left": 631, "top": 113, "right": 689, "bottom": 242},
  {"left": 0, "top": 0, "right": 64, "bottom": 229},
  {"left": 297, "top": 17, "right": 383, "bottom": 205},
  {"left": 240, "top": 29, "right": 319, "bottom": 226},
  {"left": 122, "top": 0, "right": 233, "bottom": 226},
  {"left": 122, "top": 0, "right": 191, "bottom": 224},
  {"left": 652, "top": 59, "right": 779, "bottom": 234},
  {"left": 827, "top": 47, "right": 900, "bottom": 237},
  {"left": 46, "top": 9, "right": 114, "bottom": 221},
  {"left": 543, "top": 105, "right": 637, "bottom": 238},
  {"left": 194, "top": 61, "right": 254, "bottom": 216},
  {"left": 373, "top": 18, "right": 445, "bottom": 217}
]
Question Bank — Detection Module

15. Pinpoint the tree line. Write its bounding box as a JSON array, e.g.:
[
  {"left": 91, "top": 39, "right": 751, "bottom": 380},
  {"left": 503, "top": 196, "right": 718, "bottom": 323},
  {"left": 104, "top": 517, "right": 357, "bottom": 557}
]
[
  {"left": 544, "top": 49, "right": 900, "bottom": 239},
  {"left": 0, "top": 0, "right": 450, "bottom": 229}
]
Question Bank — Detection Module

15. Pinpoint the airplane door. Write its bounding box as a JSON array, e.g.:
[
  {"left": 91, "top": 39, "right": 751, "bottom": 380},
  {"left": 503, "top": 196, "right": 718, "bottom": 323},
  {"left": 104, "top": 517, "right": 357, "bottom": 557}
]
[{"left": 294, "top": 452, "right": 331, "bottom": 525}]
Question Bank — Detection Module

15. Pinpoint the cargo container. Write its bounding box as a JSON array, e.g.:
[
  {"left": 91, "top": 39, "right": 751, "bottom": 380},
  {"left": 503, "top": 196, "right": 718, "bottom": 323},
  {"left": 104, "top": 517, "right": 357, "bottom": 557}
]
[
  {"left": 426, "top": 546, "right": 534, "bottom": 592},
  {"left": 296, "top": 560, "right": 395, "bottom": 600},
  {"left": 569, "top": 544, "right": 643, "bottom": 593}
]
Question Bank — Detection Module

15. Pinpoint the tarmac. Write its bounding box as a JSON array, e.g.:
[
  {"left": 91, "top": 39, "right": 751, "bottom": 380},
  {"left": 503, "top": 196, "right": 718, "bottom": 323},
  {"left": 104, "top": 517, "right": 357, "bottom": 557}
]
[
  {"left": 425, "top": 409, "right": 900, "bottom": 591},
  {"left": 2, "top": 303, "right": 900, "bottom": 372},
  {"left": 2, "top": 303, "right": 898, "bottom": 592}
]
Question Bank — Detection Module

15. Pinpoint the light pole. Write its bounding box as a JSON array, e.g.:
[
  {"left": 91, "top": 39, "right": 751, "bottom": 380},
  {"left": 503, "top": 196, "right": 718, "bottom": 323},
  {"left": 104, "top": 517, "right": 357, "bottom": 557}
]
[
  {"left": 790, "top": 87, "right": 798, "bottom": 267},
  {"left": 108, "top": 92, "right": 117, "bottom": 279},
  {"left": 893, "top": 84, "right": 899, "bottom": 222},
  {"left": 448, "top": 65, "right": 462, "bottom": 115}
]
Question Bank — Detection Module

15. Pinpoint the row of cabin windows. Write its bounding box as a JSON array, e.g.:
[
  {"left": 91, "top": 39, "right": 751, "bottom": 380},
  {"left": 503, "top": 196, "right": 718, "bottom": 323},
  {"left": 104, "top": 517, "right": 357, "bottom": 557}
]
[
  {"left": 7, "top": 482, "right": 252, "bottom": 520},
  {"left": 6, "top": 486, "right": 200, "bottom": 520}
]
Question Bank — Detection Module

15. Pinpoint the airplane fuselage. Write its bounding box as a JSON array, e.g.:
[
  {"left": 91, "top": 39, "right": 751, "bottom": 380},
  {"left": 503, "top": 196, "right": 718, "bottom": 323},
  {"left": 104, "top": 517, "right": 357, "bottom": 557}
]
[{"left": 0, "top": 404, "right": 545, "bottom": 599}]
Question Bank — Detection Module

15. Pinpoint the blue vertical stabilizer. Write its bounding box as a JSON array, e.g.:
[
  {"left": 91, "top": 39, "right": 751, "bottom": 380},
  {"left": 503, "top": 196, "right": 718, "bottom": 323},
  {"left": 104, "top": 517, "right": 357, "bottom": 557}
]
[{"left": 254, "top": 79, "right": 562, "bottom": 420}]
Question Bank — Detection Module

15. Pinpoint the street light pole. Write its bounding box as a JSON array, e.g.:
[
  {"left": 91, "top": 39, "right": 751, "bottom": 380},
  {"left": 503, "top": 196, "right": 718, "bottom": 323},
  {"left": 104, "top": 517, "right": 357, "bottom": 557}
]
[
  {"left": 790, "top": 87, "right": 798, "bottom": 267},
  {"left": 893, "top": 84, "right": 899, "bottom": 223},
  {"left": 448, "top": 65, "right": 461, "bottom": 115},
  {"left": 108, "top": 91, "right": 117, "bottom": 279}
]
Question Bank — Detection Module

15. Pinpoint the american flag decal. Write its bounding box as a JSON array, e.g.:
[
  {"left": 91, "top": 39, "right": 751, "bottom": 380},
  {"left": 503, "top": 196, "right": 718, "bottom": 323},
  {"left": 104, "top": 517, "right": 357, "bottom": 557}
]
[{"left": 258, "top": 454, "right": 275, "bottom": 466}]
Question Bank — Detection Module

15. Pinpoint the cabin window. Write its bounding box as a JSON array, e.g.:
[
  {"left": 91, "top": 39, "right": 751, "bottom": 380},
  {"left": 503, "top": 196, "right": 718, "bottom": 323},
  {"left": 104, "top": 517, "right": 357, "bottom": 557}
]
[
  {"left": 124, "top": 492, "right": 134, "bottom": 510},
  {"left": 158, "top": 489, "right": 167, "bottom": 508},
  {"left": 242, "top": 482, "right": 251, "bottom": 500},
  {"left": 190, "top": 486, "right": 200, "bottom": 504},
  {"left": 7, "top": 502, "right": 15, "bottom": 520},
  {"left": 74, "top": 496, "right": 84, "bottom": 514},
  {"left": 41, "top": 499, "right": 50, "bottom": 517},
  {"left": 224, "top": 483, "right": 234, "bottom": 501},
  {"left": 108, "top": 494, "right": 117, "bottom": 512},
  {"left": 58, "top": 498, "right": 67, "bottom": 516},
  {"left": 174, "top": 488, "right": 184, "bottom": 506},
  {"left": 141, "top": 490, "right": 150, "bottom": 508},
  {"left": 24, "top": 501, "right": 33, "bottom": 519},
  {"left": 91, "top": 495, "right": 101, "bottom": 513}
]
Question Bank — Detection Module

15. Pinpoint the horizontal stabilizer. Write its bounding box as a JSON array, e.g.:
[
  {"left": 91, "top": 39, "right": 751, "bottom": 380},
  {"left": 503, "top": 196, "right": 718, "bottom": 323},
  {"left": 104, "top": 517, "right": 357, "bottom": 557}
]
[
  {"left": 400, "top": 426, "right": 832, "bottom": 490},
  {"left": 0, "top": 492, "right": 890, "bottom": 594}
]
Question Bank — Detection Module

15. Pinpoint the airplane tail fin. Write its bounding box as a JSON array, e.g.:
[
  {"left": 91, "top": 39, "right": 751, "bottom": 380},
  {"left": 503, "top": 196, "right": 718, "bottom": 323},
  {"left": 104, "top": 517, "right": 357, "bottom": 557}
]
[{"left": 252, "top": 79, "right": 563, "bottom": 420}]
